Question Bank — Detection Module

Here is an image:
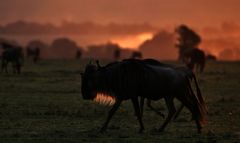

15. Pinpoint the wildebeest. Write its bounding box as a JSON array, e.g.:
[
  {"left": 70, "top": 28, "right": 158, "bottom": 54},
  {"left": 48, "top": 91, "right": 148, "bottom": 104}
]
[
  {"left": 113, "top": 48, "right": 121, "bottom": 61},
  {"left": 26, "top": 46, "right": 40, "bottom": 63},
  {"left": 76, "top": 49, "right": 82, "bottom": 59},
  {"left": 81, "top": 59, "right": 207, "bottom": 133},
  {"left": 1, "top": 42, "right": 24, "bottom": 74},
  {"left": 183, "top": 48, "right": 206, "bottom": 73},
  {"left": 131, "top": 51, "right": 142, "bottom": 59}
]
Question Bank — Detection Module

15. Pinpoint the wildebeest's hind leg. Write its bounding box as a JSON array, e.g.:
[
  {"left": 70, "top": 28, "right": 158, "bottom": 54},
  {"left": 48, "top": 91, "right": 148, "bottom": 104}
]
[
  {"left": 2, "top": 60, "right": 8, "bottom": 73},
  {"left": 132, "top": 97, "right": 145, "bottom": 133},
  {"left": 173, "top": 104, "right": 184, "bottom": 120},
  {"left": 139, "top": 96, "right": 144, "bottom": 117},
  {"left": 158, "top": 96, "right": 176, "bottom": 132},
  {"left": 12, "top": 62, "right": 16, "bottom": 73},
  {"left": 16, "top": 60, "right": 21, "bottom": 74},
  {"left": 100, "top": 100, "right": 122, "bottom": 132},
  {"left": 175, "top": 89, "right": 203, "bottom": 133},
  {"left": 147, "top": 99, "right": 165, "bottom": 118},
  {"left": 139, "top": 98, "right": 165, "bottom": 118}
]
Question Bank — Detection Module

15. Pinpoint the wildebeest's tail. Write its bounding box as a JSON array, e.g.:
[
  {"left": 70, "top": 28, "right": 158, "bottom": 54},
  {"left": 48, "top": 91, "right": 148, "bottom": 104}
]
[
  {"left": 186, "top": 76, "right": 207, "bottom": 126},
  {"left": 192, "top": 73, "right": 206, "bottom": 111}
]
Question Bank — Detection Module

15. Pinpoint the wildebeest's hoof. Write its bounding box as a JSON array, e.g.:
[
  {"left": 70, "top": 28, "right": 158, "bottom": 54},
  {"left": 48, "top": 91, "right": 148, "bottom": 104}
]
[
  {"left": 160, "top": 114, "right": 165, "bottom": 119},
  {"left": 158, "top": 128, "right": 164, "bottom": 132},
  {"left": 99, "top": 127, "right": 107, "bottom": 134},
  {"left": 138, "top": 128, "right": 144, "bottom": 134}
]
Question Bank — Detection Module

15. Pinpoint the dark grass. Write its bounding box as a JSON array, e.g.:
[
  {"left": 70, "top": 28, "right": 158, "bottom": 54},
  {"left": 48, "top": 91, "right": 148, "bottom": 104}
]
[{"left": 0, "top": 60, "right": 240, "bottom": 143}]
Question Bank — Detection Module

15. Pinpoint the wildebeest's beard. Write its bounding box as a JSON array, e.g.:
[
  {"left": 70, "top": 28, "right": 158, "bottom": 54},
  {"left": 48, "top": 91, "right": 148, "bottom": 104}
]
[
  {"left": 81, "top": 74, "right": 96, "bottom": 100},
  {"left": 81, "top": 64, "right": 98, "bottom": 100},
  {"left": 93, "top": 93, "right": 116, "bottom": 106}
]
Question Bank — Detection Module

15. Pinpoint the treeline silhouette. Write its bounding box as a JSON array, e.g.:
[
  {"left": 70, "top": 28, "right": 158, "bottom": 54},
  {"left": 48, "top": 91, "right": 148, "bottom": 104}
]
[
  {"left": 0, "top": 37, "right": 142, "bottom": 60},
  {"left": 1, "top": 24, "right": 221, "bottom": 65}
]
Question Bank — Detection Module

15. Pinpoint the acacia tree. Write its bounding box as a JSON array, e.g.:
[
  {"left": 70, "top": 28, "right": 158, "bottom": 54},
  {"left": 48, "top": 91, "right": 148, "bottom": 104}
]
[{"left": 175, "top": 25, "right": 201, "bottom": 61}]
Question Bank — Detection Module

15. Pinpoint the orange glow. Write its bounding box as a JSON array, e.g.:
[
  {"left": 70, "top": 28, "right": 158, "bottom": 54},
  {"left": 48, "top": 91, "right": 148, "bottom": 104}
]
[
  {"left": 137, "top": 33, "right": 153, "bottom": 41},
  {"left": 93, "top": 93, "right": 116, "bottom": 106},
  {"left": 111, "top": 33, "right": 153, "bottom": 49}
]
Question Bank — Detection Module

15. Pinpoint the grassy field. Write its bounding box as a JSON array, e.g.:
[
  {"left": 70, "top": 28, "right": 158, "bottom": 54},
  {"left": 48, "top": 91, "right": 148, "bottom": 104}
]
[{"left": 0, "top": 60, "right": 240, "bottom": 143}]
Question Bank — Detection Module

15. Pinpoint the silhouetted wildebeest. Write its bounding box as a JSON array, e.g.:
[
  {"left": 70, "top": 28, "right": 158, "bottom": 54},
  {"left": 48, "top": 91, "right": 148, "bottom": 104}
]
[
  {"left": 131, "top": 51, "right": 142, "bottom": 59},
  {"left": 81, "top": 59, "right": 207, "bottom": 133},
  {"left": 206, "top": 54, "right": 217, "bottom": 61},
  {"left": 183, "top": 48, "right": 206, "bottom": 73},
  {"left": 1, "top": 43, "right": 24, "bottom": 74},
  {"left": 76, "top": 50, "right": 82, "bottom": 59},
  {"left": 26, "top": 46, "right": 40, "bottom": 63},
  {"left": 113, "top": 48, "right": 121, "bottom": 61}
]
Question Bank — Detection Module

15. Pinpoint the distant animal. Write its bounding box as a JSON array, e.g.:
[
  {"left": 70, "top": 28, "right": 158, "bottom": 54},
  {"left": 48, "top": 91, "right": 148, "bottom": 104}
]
[
  {"left": 131, "top": 51, "right": 142, "bottom": 59},
  {"left": 76, "top": 50, "right": 82, "bottom": 59},
  {"left": 206, "top": 54, "right": 217, "bottom": 61},
  {"left": 26, "top": 46, "right": 40, "bottom": 63},
  {"left": 81, "top": 59, "right": 207, "bottom": 133},
  {"left": 113, "top": 48, "right": 121, "bottom": 61},
  {"left": 183, "top": 48, "right": 206, "bottom": 73},
  {"left": 1, "top": 42, "right": 24, "bottom": 74}
]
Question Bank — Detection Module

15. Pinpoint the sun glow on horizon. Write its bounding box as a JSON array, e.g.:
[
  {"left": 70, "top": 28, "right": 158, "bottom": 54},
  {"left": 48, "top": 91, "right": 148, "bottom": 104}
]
[{"left": 111, "top": 32, "right": 153, "bottom": 49}]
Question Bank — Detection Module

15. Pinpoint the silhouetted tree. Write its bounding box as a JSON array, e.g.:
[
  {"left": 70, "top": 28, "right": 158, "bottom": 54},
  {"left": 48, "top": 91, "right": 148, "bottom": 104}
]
[
  {"left": 86, "top": 42, "right": 121, "bottom": 60},
  {"left": 175, "top": 25, "right": 201, "bottom": 62},
  {"left": 139, "top": 31, "right": 177, "bottom": 60},
  {"left": 27, "top": 40, "right": 48, "bottom": 59},
  {"left": 50, "top": 38, "right": 81, "bottom": 59}
]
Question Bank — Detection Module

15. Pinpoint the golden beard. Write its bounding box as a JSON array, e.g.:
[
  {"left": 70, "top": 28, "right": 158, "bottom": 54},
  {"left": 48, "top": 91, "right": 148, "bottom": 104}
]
[{"left": 93, "top": 93, "right": 116, "bottom": 106}]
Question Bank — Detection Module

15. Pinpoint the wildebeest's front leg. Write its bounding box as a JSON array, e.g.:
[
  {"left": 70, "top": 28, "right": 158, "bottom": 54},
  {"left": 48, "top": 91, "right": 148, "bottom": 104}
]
[
  {"left": 100, "top": 100, "right": 122, "bottom": 132},
  {"left": 158, "top": 97, "right": 176, "bottom": 132},
  {"left": 132, "top": 97, "right": 145, "bottom": 133},
  {"left": 1, "top": 60, "right": 8, "bottom": 73}
]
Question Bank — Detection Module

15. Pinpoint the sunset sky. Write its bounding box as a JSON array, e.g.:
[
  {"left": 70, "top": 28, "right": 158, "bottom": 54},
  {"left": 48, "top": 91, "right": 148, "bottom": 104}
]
[
  {"left": 0, "top": 0, "right": 239, "bottom": 26},
  {"left": 1, "top": 0, "right": 240, "bottom": 60}
]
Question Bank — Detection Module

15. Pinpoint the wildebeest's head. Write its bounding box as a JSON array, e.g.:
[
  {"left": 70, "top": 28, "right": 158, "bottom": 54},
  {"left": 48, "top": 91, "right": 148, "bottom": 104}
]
[{"left": 81, "top": 62, "right": 98, "bottom": 100}]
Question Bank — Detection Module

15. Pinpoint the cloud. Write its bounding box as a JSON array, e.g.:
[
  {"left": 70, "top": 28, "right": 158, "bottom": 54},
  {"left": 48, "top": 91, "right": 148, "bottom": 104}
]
[{"left": 0, "top": 20, "right": 157, "bottom": 35}]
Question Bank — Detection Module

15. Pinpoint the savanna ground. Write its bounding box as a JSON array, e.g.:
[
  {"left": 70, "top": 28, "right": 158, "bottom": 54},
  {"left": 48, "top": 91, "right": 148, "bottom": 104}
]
[{"left": 0, "top": 59, "right": 240, "bottom": 143}]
